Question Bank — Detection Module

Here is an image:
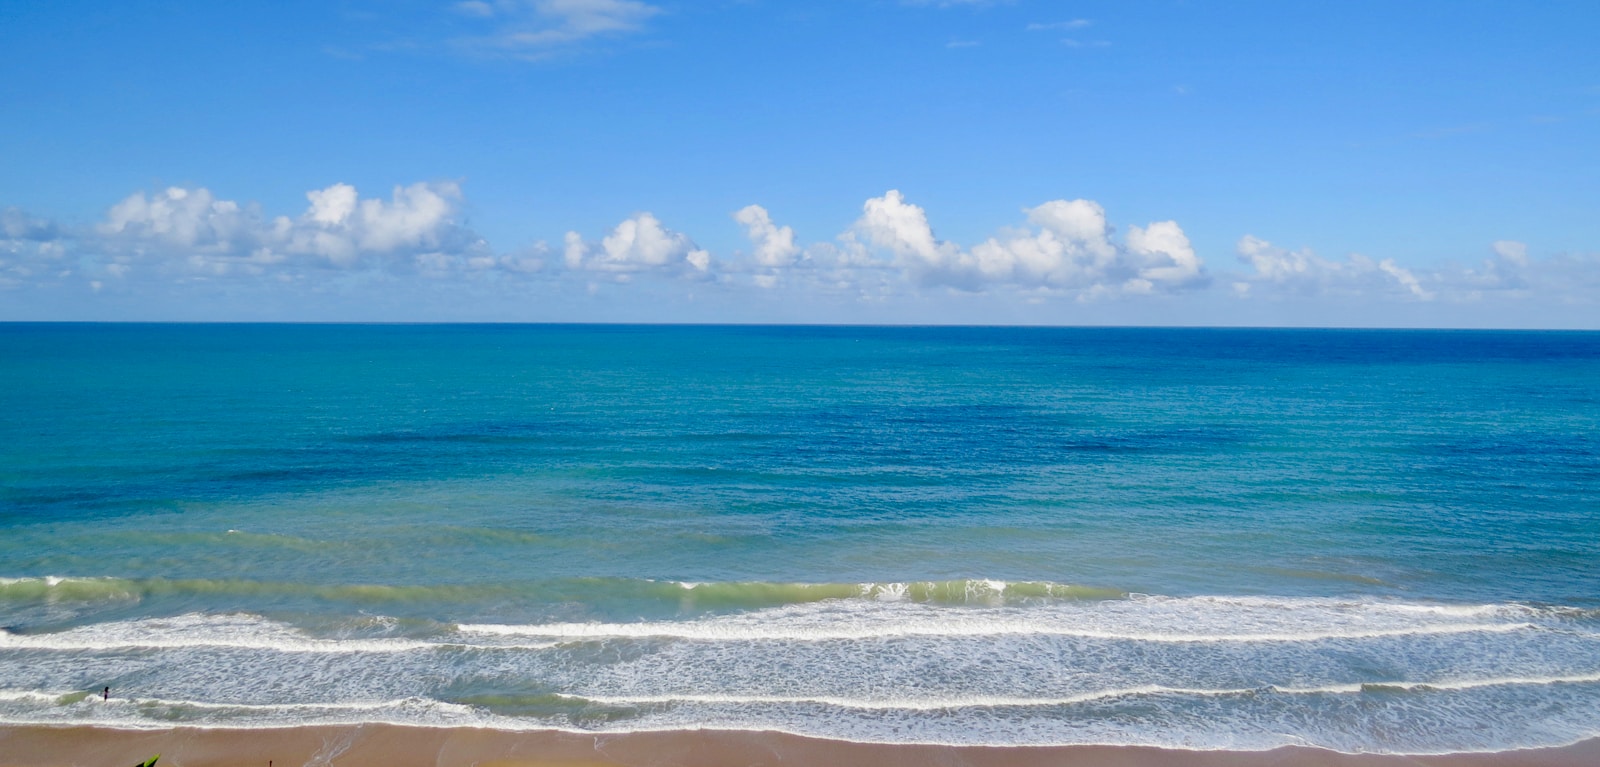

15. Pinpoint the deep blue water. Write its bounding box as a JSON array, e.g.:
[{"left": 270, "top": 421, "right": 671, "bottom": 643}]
[{"left": 1, "top": 324, "right": 1597, "bottom": 751}]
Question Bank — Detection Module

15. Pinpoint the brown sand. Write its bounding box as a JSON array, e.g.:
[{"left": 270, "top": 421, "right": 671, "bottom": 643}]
[{"left": 1, "top": 725, "right": 1597, "bottom": 767}]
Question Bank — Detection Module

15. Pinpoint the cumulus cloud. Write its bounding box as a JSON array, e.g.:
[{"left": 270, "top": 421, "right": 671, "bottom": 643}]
[
  {"left": 564, "top": 212, "right": 710, "bottom": 275},
  {"left": 1234, "top": 235, "right": 1431, "bottom": 300},
  {"left": 89, "top": 181, "right": 489, "bottom": 279},
  {"left": 276, "top": 181, "right": 466, "bottom": 266},
  {"left": 454, "top": 0, "right": 661, "bottom": 56},
  {"left": 734, "top": 205, "right": 800, "bottom": 268},
  {"left": 850, "top": 190, "right": 961, "bottom": 270},
  {"left": 100, "top": 187, "right": 257, "bottom": 254},
  {"left": 843, "top": 190, "right": 1206, "bottom": 296},
  {"left": 1126, "top": 220, "right": 1204, "bottom": 291}
]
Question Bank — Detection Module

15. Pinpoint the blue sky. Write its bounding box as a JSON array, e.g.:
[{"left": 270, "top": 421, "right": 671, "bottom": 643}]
[{"left": 2, "top": 0, "right": 1597, "bottom": 325}]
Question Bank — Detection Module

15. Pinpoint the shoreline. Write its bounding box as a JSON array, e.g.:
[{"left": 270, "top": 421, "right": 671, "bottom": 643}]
[{"left": 1, "top": 725, "right": 1597, "bottom": 767}]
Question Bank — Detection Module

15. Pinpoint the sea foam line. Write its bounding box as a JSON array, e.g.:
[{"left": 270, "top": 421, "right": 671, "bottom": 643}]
[
  {"left": 8, "top": 672, "right": 1599, "bottom": 719},
  {"left": 556, "top": 674, "right": 1600, "bottom": 710},
  {"left": 0, "top": 629, "right": 559, "bottom": 654},
  {"left": 0, "top": 690, "right": 468, "bottom": 713},
  {"left": 557, "top": 688, "right": 1249, "bottom": 710},
  {"left": 0, "top": 634, "right": 435, "bottom": 653},
  {"left": 2, "top": 618, "right": 1544, "bottom": 653},
  {"left": 455, "top": 619, "right": 1542, "bottom": 644}
]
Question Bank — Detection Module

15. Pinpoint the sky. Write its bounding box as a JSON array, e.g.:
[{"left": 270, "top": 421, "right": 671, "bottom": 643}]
[{"left": 1, "top": 0, "right": 1597, "bottom": 326}]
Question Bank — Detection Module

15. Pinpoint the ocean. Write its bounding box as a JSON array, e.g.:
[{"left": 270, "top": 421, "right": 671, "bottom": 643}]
[{"left": 1, "top": 324, "right": 1597, "bottom": 754}]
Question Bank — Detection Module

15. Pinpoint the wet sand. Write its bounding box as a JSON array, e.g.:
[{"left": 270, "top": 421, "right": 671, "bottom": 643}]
[{"left": 1, "top": 725, "right": 1597, "bottom": 767}]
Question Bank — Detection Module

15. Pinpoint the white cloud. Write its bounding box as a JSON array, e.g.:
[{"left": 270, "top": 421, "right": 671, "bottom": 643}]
[
  {"left": 1234, "top": 235, "right": 1431, "bottom": 300},
  {"left": 563, "top": 230, "right": 588, "bottom": 268},
  {"left": 733, "top": 205, "right": 800, "bottom": 268},
  {"left": 851, "top": 189, "right": 961, "bottom": 270},
  {"left": 844, "top": 190, "right": 1206, "bottom": 296},
  {"left": 455, "top": 0, "right": 662, "bottom": 56},
  {"left": 100, "top": 187, "right": 257, "bottom": 253},
  {"left": 966, "top": 199, "right": 1115, "bottom": 288},
  {"left": 565, "top": 212, "right": 710, "bottom": 274},
  {"left": 1379, "top": 258, "right": 1431, "bottom": 299},
  {"left": 1232, "top": 236, "right": 1600, "bottom": 309},
  {"left": 1492, "top": 239, "right": 1529, "bottom": 267},
  {"left": 276, "top": 181, "right": 465, "bottom": 266},
  {"left": 89, "top": 181, "right": 486, "bottom": 280},
  {"left": 1126, "top": 220, "right": 1204, "bottom": 288}
]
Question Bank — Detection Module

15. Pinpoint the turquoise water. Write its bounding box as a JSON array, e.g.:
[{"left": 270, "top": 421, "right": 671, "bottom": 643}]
[{"left": 1, "top": 324, "right": 1597, "bottom": 751}]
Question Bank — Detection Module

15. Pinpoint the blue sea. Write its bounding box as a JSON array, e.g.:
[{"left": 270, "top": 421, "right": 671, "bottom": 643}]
[{"left": 1, "top": 324, "right": 1597, "bottom": 753}]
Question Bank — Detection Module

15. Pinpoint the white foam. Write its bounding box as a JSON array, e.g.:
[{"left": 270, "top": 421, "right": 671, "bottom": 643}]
[
  {"left": 0, "top": 690, "right": 67, "bottom": 703},
  {"left": 456, "top": 593, "right": 1550, "bottom": 644},
  {"left": 0, "top": 689, "right": 455, "bottom": 712},
  {"left": 0, "top": 594, "right": 1561, "bottom": 651},
  {"left": 1353, "top": 672, "right": 1600, "bottom": 692},
  {"left": 559, "top": 687, "right": 1257, "bottom": 710},
  {"left": 0, "top": 692, "right": 487, "bottom": 731},
  {"left": 559, "top": 673, "right": 1600, "bottom": 711},
  {"left": 2, "top": 597, "right": 1597, "bottom": 754},
  {"left": 458, "top": 619, "right": 1537, "bottom": 643},
  {"left": 0, "top": 684, "right": 1598, "bottom": 754},
  {"left": 0, "top": 615, "right": 434, "bottom": 654}
]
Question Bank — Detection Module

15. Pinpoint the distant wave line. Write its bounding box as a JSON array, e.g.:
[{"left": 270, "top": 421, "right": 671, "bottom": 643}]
[
  {"left": 0, "top": 632, "right": 560, "bottom": 654},
  {"left": 456, "top": 620, "right": 1544, "bottom": 644},
  {"left": 0, "top": 576, "right": 1124, "bottom": 606}
]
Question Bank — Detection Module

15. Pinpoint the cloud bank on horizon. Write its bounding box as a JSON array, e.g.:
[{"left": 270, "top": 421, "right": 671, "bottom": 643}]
[{"left": 4, "top": 181, "right": 1594, "bottom": 325}]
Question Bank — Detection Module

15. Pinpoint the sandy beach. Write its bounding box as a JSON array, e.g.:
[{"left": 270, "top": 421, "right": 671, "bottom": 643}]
[{"left": 2, "top": 726, "right": 1598, "bottom": 767}]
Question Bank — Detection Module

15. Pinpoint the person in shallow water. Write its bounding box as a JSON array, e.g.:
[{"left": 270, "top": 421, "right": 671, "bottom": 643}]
[{"left": 102, "top": 687, "right": 108, "bottom": 701}]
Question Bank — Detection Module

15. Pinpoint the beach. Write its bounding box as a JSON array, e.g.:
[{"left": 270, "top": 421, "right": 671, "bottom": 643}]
[{"left": 4, "top": 726, "right": 1600, "bottom": 767}]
